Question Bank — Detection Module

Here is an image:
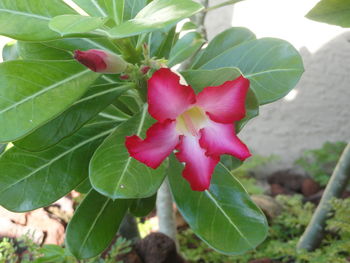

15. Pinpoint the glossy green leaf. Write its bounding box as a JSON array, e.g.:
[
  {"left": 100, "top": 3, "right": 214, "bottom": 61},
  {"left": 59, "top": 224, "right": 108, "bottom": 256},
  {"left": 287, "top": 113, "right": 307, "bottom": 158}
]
[
  {"left": 0, "top": 122, "right": 116, "bottom": 212},
  {"left": 71, "top": 0, "right": 109, "bottom": 17},
  {"left": 0, "top": 0, "right": 76, "bottom": 41},
  {"left": 99, "top": 104, "right": 131, "bottom": 122},
  {"left": 14, "top": 83, "right": 130, "bottom": 151},
  {"left": 2, "top": 41, "right": 19, "bottom": 61},
  {"left": 90, "top": 106, "right": 166, "bottom": 199},
  {"left": 149, "top": 26, "right": 176, "bottom": 58},
  {"left": 181, "top": 67, "right": 259, "bottom": 131},
  {"left": 130, "top": 194, "right": 157, "bottom": 217},
  {"left": 182, "top": 67, "right": 242, "bottom": 93},
  {"left": 72, "top": 0, "right": 145, "bottom": 23},
  {"left": 0, "top": 60, "right": 99, "bottom": 143},
  {"left": 108, "top": 0, "right": 203, "bottom": 38},
  {"left": 168, "top": 155, "right": 268, "bottom": 255},
  {"left": 192, "top": 27, "right": 256, "bottom": 69},
  {"left": 168, "top": 32, "right": 204, "bottom": 67},
  {"left": 306, "top": 0, "right": 350, "bottom": 27},
  {"left": 17, "top": 42, "right": 72, "bottom": 60},
  {"left": 123, "top": 0, "right": 147, "bottom": 21},
  {"left": 49, "top": 15, "right": 107, "bottom": 36},
  {"left": 66, "top": 190, "right": 129, "bottom": 259},
  {"left": 192, "top": 28, "right": 304, "bottom": 104}
]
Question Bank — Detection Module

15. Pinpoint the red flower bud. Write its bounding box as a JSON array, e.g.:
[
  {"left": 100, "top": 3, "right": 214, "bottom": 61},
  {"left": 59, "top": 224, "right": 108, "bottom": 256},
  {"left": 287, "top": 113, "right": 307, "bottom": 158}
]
[
  {"left": 140, "top": 66, "right": 150, "bottom": 75},
  {"left": 74, "top": 49, "right": 127, "bottom": 74},
  {"left": 120, "top": 74, "right": 130, "bottom": 80}
]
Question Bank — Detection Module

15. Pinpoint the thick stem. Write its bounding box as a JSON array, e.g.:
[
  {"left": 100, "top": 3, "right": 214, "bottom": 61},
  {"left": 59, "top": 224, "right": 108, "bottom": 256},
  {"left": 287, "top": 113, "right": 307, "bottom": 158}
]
[
  {"left": 297, "top": 143, "right": 350, "bottom": 251},
  {"left": 156, "top": 178, "right": 178, "bottom": 248}
]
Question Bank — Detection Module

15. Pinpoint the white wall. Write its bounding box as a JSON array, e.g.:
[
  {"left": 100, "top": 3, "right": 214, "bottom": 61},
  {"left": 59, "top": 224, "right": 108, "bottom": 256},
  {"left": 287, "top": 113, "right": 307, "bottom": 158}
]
[{"left": 205, "top": 0, "right": 350, "bottom": 168}]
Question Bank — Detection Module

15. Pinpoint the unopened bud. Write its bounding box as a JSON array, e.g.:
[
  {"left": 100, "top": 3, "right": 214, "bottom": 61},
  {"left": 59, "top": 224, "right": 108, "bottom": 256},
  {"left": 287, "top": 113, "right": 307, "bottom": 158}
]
[
  {"left": 74, "top": 49, "right": 127, "bottom": 74},
  {"left": 120, "top": 74, "right": 130, "bottom": 80},
  {"left": 140, "top": 66, "right": 150, "bottom": 75}
]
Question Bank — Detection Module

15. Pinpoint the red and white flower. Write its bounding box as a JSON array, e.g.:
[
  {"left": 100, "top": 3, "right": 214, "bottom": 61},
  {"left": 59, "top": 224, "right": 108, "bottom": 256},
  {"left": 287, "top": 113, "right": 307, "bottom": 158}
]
[{"left": 125, "top": 68, "right": 251, "bottom": 191}]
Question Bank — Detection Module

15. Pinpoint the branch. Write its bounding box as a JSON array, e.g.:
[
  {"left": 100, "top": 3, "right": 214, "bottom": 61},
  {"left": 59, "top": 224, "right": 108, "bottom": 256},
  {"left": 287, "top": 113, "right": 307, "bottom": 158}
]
[
  {"left": 297, "top": 143, "right": 350, "bottom": 251},
  {"left": 204, "top": 0, "right": 244, "bottom": 12},
  {"left": 156, "top": 178, "right": 178, "bottom": 248}
]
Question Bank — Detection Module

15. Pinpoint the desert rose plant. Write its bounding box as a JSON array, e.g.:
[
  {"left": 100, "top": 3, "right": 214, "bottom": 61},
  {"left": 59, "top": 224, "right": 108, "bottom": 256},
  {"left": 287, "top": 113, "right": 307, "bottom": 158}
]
[{"left": 0, "top": 0, "right": 304, "bottom": 259}]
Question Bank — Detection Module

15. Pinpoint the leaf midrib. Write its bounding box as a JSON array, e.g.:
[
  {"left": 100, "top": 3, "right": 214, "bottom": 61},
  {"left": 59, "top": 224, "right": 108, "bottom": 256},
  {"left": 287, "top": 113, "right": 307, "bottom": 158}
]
[
  {"left": 78, "top": 195, "right": 110, "bottom": 256},
  {"left": 0, "top": 8, "right": 51, "bottom": 20},
  {"left": 204, "top": 189, "right": 254, "bottom": 249},
  {"left": 0, "top": 127, "right": 115, "bottom": 195},
  {"left": 0, "top": 69, "right": 91, "bottom": 115},
  {"left": 112, "top": 105, "right": 148, "bottom": 196}
]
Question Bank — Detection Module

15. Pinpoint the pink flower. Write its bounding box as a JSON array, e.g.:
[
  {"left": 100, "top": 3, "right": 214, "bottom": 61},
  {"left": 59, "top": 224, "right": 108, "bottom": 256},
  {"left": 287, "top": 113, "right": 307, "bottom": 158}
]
[
  {"left": 125, "top": 68, "right": 251, "bottom": 191},
  {"left": 74, "top": 49, "right": 127, "bottom": 74}
]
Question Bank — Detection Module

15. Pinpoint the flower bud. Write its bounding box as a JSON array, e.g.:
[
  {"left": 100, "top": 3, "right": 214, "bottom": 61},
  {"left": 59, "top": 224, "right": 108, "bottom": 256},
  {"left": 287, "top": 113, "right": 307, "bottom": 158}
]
[
  {"left": 74, "top": 49, "right": 127, "bottom": 74},
  {"left": 140, "top": 66, "right": 150, "bottom": 75}
]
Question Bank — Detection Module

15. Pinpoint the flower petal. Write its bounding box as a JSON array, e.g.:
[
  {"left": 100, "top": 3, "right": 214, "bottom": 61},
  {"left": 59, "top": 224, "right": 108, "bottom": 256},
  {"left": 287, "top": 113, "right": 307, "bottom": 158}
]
[
  {"left": 175, "top": 135, "right": 219, "bottom": 191},
  {"left": 196, "top": 76, "right": 250, "bottom": 123},
  {"left": 148, "top": 68, "right": 196, "bottom": 122},
  {"left": 199, "top": 120, "right": 251, "bottom": 161},
  {"left": 125, "top": 120, "right": 179, "bottom": 169}
]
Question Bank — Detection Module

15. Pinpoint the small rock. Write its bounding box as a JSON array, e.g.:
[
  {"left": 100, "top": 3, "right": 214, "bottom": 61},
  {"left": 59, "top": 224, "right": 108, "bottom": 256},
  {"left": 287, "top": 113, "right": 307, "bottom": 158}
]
[
  {"left": 301, "top": 178, "right": 320, "bottom": 197},
  {"left": 249, "top": 258, "right": 274, "bottom": 263},
  {"left": 135, "top": 232, "right": 185, "bottom": 263},
  {"left": 270, "top": 184, "right": 289, "bottom": 196},
  {"left": 117, "top": 249, "right": 143, "bottom": 263},
  {"left": 268, "top": 170, "right": 304, "bottom": 192}
]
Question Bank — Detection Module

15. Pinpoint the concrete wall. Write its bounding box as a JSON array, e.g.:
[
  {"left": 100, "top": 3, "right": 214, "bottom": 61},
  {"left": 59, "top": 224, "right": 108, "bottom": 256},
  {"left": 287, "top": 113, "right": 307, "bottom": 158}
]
[{"left": 204, "top": 0, "right": 350, "bottom": 169}]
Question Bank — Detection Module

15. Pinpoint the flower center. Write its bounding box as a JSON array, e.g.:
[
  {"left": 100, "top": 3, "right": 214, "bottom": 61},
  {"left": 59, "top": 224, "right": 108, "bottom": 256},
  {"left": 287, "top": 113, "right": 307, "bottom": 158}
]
[{"left": 176, "top": 106, "right": 208, "bottom": 136}]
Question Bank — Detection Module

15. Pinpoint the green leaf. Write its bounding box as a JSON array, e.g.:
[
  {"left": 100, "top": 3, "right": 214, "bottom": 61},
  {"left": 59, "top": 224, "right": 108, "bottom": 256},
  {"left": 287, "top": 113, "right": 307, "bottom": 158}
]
[
  {"left": 123, "top": 0, "right": 147, "bottom": 21},
  {"left": 181, "top": 67, "right": 259, "bottom": 131},
  {"left": 168, "top": 32, "right": 204, "bottom": 67},
  {"left": 0, "top": 60, "right": 99, "bottom": 143},
  {"left": 0, "top": 0, "right": 76, "bottom": 41},
  {"left": 14, "top": 83, "right": 130, "bottom": 151},
  {"left": 306, "top": 0, "right": 350, "bottom": 27},
  {"left": 71, "top": 0, "right": 109, "bottom": 17},
  {"left": 49, "top": 15, "right": 107, "bottom": 36},
  {"left": 192, "top": 27, "right": 256, "bottom": 69},
  {"left": 66, "top": 190, "right": 129, "bottom": 259},
  {"left": 71, "top": 0, "right": 140, "bottom": 24},
  {"left": 2, "top": 41, "right": 19, "bottom": 61},
  {"left": 0, "top": 122, "right": 116, "bottom": 212},
  {"left": 168, "top": 155, "right": 268, "bottom": 255},
  {"left": 17, "top": 42, "right": 72, "bottom": 60},
  {"left": 99, "top": 104, "right": 131, "bottom": 122},
  {"left": 149, "top": 26, "right": 176, "bottom": 58},
  {"left": 108, "top": 0, "right": 203, "bottom": 38},
  {"left": 130, "top": 194, "right": 157, "bottom": 217},
  {"left": 90, "top": 105, "right": 166, "bottom": 199},
  {"left": 192, "top": 28, "right": 304, "bottom": 104}
]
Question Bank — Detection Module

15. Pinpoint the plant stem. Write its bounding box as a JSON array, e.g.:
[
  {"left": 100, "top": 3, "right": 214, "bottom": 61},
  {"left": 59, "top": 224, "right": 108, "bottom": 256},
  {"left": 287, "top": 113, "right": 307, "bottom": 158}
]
[
  {"left": 178, "top": 0, "right": 209, "bottom": 71},
  {"left": 156, "top": 178, "right": 179, "bottom": 248},
  {"left": 297, "top": 143, "right": 350, "bottom": 251},
  {"left": 204, "top": 0, "right": 244, "bottom": 12}
]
